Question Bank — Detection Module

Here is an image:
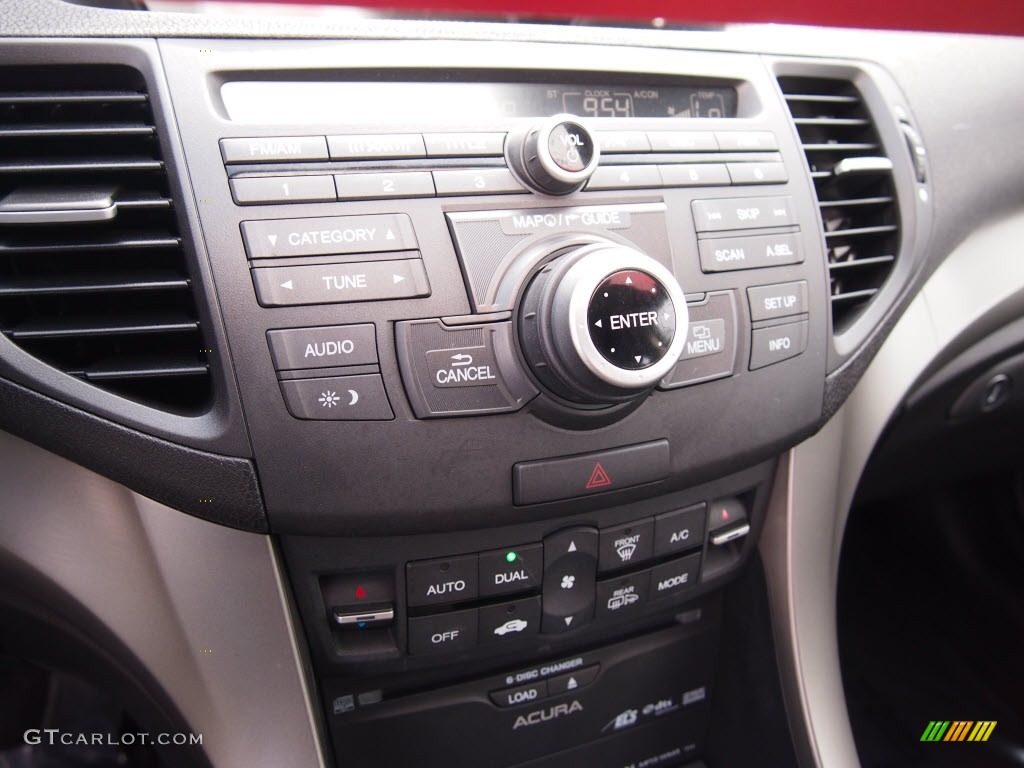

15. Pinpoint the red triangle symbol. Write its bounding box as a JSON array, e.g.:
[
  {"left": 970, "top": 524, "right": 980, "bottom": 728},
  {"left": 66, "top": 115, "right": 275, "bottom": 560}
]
[
  {"left": 355, "top": 585, "right": 367, "bottom": 599},
  {"left": 585, "top": 462, "right": 613, "bottom": 490}
]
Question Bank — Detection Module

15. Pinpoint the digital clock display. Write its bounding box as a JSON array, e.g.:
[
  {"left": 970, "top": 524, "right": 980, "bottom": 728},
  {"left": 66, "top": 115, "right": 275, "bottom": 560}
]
[{"left": 221, "top": 80, "right": 738, "bottom": 124}]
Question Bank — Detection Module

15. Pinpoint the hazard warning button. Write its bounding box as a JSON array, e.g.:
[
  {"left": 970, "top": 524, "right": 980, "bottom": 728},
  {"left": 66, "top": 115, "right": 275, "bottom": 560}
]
[{"left": 512, "top": 440, "right": 670, "bottom": 506}]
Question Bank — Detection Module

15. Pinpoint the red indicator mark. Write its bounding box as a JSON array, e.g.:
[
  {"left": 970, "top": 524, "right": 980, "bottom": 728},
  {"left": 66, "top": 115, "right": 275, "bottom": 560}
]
[
  {"left": 355, "top": 585, "right": 367, "bottom": 599},
  {"left": 586, "top": 462, "right": 613, "bottom": 490}
]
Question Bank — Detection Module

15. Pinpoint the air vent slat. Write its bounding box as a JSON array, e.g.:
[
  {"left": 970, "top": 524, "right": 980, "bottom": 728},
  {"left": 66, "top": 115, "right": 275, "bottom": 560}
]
[
  {"left": 0, "top": 91, "right": 147, "bottom": 105},
  {"left": 0, "top": 124, "right": 155, "bottom": 138},
  {"left": 0, "top": 158, "right": 164, "bottom": 174},
  {"left": 828, "top": 254, "right": 895, "bottom": 271},
  {"left": 82, "top": 359, "right": 209, "bottom": 381},
  {"left": 0, "top": 65, "right": 211, "bottom": 412},
  {"left": 0, "top": 235, "right": 181, "bottom": 255},
  {"left": 779, "top": 75, "right": 901, "bottom": 333},
  {"left": 0, "top": 271, "right": 189, "bottom": 297},
  {"left": 824, "top": 224, "right": 899, "bottom": 239},
  {"left": 8, "top": 315, "right": 199, "bottom": 340}
]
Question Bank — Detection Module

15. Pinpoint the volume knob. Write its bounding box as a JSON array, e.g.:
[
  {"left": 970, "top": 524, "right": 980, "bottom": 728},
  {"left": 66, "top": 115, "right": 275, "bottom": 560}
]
[{"left": 509, "top": 115, "right": 600, "bottom": 195}]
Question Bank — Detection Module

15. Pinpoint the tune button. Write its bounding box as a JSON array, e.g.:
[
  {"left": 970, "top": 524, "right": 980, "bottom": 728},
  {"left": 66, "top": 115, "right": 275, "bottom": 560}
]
[{"left": 587, "top": 270, "right": 677, "bottom": 370}]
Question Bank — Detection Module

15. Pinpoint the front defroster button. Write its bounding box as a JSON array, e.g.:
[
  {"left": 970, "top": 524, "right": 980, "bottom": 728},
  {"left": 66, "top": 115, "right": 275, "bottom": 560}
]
[{"left": 406, "top": 554, "right": 479, "bottom": 607}]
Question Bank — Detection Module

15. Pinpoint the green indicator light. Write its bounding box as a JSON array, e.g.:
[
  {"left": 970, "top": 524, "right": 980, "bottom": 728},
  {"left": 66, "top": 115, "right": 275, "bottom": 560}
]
[{"left": 505, "top": 551, "right": 517, "bottom": 563}]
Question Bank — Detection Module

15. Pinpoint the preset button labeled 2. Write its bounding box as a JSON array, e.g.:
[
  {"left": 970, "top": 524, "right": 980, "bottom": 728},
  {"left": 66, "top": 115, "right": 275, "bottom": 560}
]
[
  {"left": 541, "top": 527, "right": 598, "bottom": 634},
  {"left": 252, "top": 259, "right": 430, "bottom": 306}
]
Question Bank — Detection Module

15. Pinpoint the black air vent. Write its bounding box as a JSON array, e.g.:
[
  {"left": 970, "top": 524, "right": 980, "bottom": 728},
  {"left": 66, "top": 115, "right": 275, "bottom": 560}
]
[
  {"left": 778, "top": 76, "right": 901, "bottom": 334},
  {"left": 0, "top": 66, "right": 211, "bottom": 412}
]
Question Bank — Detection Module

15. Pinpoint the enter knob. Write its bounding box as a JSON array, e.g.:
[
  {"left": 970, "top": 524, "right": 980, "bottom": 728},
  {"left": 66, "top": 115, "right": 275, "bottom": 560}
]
[
  {"left": 518, "top": 242, "right": 688, "bottom": 404},
  {"left": 509, "top": 115, "right": 601, "bottom": 195}
]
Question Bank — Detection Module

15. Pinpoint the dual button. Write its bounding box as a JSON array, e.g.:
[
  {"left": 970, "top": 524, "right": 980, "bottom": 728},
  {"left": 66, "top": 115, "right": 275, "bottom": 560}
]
[{"left": 406, "top": 543, "right": 544, "bottom": 608}]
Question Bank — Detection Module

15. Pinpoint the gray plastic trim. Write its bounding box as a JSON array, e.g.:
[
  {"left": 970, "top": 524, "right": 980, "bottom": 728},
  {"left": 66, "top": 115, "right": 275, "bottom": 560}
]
[
  {"left": 762, "top": 208, "right": 1024, "bottom": 767},
  {"left": 0, "top": 428, "right": 325, "bottom": 768}
]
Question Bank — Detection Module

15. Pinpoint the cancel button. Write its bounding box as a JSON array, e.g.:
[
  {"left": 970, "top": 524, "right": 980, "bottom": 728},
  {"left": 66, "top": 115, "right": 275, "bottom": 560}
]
[{"left": 427, "top": 345, "right": 499, "bottom": 388}]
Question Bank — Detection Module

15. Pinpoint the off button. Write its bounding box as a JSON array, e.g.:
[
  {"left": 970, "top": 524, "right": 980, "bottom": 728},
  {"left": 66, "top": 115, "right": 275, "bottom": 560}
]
[{"left": 408, "top": 608, "right": 478, "bottom": 655}]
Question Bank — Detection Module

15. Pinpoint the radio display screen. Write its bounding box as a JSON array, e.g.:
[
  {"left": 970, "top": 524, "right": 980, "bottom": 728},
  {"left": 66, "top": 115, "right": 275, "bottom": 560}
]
[{"left": 221, "top": 81, "right": 738, "bottom": 123}]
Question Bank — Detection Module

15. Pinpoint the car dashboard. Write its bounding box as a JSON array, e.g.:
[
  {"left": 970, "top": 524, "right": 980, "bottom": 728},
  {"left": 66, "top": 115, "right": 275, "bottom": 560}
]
[{"left": 1, "top": 2, "right": 1023, "bottom": 767}]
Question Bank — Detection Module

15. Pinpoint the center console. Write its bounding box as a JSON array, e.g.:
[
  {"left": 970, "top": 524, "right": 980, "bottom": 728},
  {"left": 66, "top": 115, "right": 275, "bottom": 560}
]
[{"left": 159, "top": 38, "right": 831, "bottom": 768}]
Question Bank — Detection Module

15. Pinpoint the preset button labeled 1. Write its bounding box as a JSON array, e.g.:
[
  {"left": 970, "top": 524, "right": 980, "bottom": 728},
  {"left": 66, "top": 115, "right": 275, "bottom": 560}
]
[{"left": 252, "top": 259, "right": 430, "bottom": 306}]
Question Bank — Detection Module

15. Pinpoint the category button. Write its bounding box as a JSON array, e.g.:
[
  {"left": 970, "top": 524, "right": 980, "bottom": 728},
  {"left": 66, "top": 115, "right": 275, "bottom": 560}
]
[
  {"left": 406, "top": 554, "right": 479, "bottom": 608},
  {"left": 408, "top": 609, "right": 478, "bottom": 655},
  {"left": 327, "top": 133, "right": 426, "bottom": 159},
  {"left": 479, "top": 544, "right": 543, "bottom": 597},
  {"left": 698, "top": 232, "right": 803, "bottom": 273},
  {"left": 220, "top": 136, "right": 329, "bottom": 163},
  {"left": 598, "top": 519, "right": 655, "bottom": 572},
  {"left": 251, "top": 259, "right": 430, "bottom": 306},
  {"left": 750, "top": 318, "right": 809, "bottom": 369},
  {"left": 267, "top": 323, "right": 377, "bottom": 371},
  {"left": 278, "top": 374, "right": 393, "bottom": 421},
  {"left": 654, "top": 504, "right": 707, "bottom": 556},
  {"left": 691, "top": 196, "right": 796, "bottom": 232},
  {"left": 241, "top": 214, "right": 418, "bottom": 259},
  {"left": 649, "top": 554, "right": 701, "bottom": 601},
  {"left": 747, "top": 280, "right": 808, "bottom": 321},
  {"left": 479, "top": 596, "right": 542, "bottom": 645},
  {"left": 426, "top": 346, "right": 499, "bottom": 389}
]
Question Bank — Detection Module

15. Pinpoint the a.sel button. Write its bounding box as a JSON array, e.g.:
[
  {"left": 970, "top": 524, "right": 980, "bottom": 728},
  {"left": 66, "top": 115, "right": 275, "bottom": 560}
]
[
  {"left": 479, "top": 596, "right": 542, "bottom": 645},
  {"left": 654, "top": 503, "right": 707, "bottom": 557},
  {"left": 252, "top": 259, "right": 430, "bottom": 307},
  {"left": 698, "top": 232, "right": 803, "bottom": 273},
  {"left": 408, "top": 608, "right": 478, "bottom": 655},
  {"left": 479, "top": 543, "right": 543, "bottom": 597},
  {"left": 649, "top": 553, "right": 701, "bottom": 601},
  {"left": 406, "top": 554, "right": 479, "bottom": 608},
  {"left": 241, "top": 214, "right": 418, "bottom": 259},
  {"left": 750, "top": 319, "right": 809, "bottom": 370},
  {"left": 267, "top": 324, "right": 377, "bottom": 371}
]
